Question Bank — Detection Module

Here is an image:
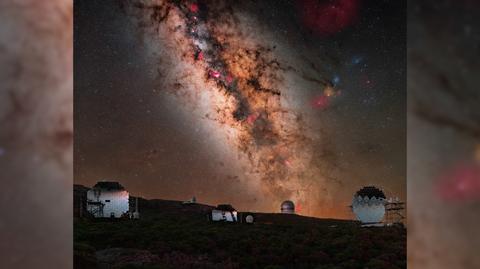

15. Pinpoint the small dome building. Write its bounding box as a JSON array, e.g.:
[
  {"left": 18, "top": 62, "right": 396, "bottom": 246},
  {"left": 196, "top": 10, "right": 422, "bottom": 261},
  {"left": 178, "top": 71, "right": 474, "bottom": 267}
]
[
  {"left": 245, "top": 214, "right": 254, "bottom": 224},
  {"left": 352, "top": 186, "right": 386, "bottom": 224},
  {"left": 281, "top": 200, "right": 295, "bottom": 214}
]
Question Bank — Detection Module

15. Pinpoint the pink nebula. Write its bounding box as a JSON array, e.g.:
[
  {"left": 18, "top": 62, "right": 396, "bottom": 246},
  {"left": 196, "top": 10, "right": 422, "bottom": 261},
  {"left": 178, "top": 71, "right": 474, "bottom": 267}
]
[
  {"left": 435, "top": 163, "right": 480, "bottom": 202},
  {"left": 189, "top": 3, "right": 199, "bottom": 13},
  {"left": 311, "top": 95, "right": 330, "bottom": 110},
  {"left": 246, "top": 112, "right": 259, "bottom": 124},
  {"left": 209, "top": 70, "right": 221, "bottom": 79}
]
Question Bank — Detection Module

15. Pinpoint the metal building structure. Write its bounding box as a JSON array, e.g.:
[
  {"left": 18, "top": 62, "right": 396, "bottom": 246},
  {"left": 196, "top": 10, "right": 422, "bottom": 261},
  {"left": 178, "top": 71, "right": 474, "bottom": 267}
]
[
  {"left": 86, "top": 181, "right": 129, "bottom": 218},
  {"left": 384, "top": 197, "right": 405, "bottom": 225}
]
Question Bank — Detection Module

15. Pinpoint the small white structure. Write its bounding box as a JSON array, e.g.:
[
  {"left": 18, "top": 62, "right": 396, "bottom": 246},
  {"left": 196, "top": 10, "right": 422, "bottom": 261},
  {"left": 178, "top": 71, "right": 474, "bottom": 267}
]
[
  {"left": 132, "top": 196, "right": 140, "bottom": 219},
  {"left": 351, "top": 186, "right": 386, "bottom": 225},
  {"left": 210, "top": 204, "right": 237, "bottom": 222},
  {"left": 87, "top": 181, "right": 129, "bottom": 218},
  {"left": 280, "top": 200, "right": 295, "bottom": 214},
  {"left": 245, "top": 214, "right": 254, "bottom": 224},
  {"left": 182, "top": 196, "right": 197, "bottom": 205}
]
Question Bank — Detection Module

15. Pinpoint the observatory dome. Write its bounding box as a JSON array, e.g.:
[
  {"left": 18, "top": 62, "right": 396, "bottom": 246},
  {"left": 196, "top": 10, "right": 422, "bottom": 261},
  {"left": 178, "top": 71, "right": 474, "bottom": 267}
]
[
  {"left": 245, "top": 214, "right": 254, "bottom": 223},
  {"left": 281, "top": 200, "right": 295, "bottom": 214},
  {"left": 355, "top": 186, "right": 386, "bottom": 199},
  {"left": 352, "top": 186, "right": 386, "bottom": 224}
]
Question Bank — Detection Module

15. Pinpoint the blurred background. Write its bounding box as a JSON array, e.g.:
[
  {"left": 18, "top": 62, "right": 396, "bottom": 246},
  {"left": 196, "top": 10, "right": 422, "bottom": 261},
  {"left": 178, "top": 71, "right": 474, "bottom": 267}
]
[
  {"left": 0, "top": 0, "right": 72, "bottom": 268},
  {"left": 0, "top": 0, "right": 479, "bottom": 268},
  {"left": 408, "top": 0, "right": 480, "bottom": 268}
]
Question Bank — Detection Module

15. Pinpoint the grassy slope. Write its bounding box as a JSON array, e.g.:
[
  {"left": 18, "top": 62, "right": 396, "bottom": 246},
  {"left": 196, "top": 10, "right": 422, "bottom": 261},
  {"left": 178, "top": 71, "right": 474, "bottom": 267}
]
[{"left": 74, "top": 200, "right": 406, "bottom": 269}]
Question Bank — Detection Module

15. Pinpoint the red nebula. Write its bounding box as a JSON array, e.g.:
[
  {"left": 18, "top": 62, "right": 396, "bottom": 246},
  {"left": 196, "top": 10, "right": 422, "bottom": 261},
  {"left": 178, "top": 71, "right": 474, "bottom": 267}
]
[
  {"left": 246, "top": 112, "right": 259, "bottom": 124},
  {"left": 311, "top": 95, "right": 330, "bottom": 110},
  {"left": 296, "top": 202, "right": 302, "bottom": 213},
  {"left": 297, "top": 0, "right": 360, "bottom": 36},
  {"left": 225, "top": 74, "right": 234, "bottom": 84},
  {"left": 435, "top": 163, "right": 480, "bottom": 202},
  {"left": 196, "top": 51, "right": 204, "bottom": 61},
  {"left": 189, "top": 3, "right": 199, "bottom": 13},
  {"left": 209, "top": 70, "right": 221, "bottom": 79}
]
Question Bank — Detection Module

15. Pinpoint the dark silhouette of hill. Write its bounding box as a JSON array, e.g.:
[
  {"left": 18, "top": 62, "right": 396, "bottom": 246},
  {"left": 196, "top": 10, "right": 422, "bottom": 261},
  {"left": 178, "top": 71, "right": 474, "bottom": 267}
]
[{"left": 74, "top": 185, "right": 406, "bottom": 269}]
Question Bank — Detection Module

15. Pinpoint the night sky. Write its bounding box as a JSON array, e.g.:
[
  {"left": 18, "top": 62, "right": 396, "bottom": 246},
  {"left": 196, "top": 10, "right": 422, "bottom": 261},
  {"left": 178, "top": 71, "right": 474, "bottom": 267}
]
[{"left": 74, "top": 0, "right": 405, "bottom": 219}]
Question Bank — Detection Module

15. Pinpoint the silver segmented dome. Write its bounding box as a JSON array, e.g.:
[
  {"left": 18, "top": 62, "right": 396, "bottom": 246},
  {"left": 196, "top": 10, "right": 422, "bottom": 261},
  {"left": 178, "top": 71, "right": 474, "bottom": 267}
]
[
  {"left": 281, "top": 200, "right": 295, "bottom": 214},
  {"left": 352, "top": 186, "right": 386, "bottom": 223}
]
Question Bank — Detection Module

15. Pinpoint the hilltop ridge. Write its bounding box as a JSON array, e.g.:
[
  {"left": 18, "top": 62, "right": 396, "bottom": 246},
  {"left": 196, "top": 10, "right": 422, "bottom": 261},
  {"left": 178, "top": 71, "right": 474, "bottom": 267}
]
[{"left": 74, "top": 185, "right": 405, "bottom": 269}]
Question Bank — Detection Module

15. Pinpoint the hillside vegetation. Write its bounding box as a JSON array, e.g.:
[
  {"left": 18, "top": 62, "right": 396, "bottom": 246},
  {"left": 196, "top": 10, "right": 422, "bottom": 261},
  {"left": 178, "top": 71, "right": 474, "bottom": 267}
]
[{"left": 74, "top": 198, "right": 406, "bottom": 269}]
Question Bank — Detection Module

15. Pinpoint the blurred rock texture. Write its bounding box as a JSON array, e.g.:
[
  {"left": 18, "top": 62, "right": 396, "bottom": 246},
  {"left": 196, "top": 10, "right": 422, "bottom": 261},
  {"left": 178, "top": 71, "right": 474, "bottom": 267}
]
[{"left": 0, "top": 0, "right": 73, "bottom": 268}]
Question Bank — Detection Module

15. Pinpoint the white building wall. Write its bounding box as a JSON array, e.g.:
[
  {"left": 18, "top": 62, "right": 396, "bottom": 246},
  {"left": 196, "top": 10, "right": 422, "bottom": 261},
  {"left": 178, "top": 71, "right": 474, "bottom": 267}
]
[
  {"left": 87, "top": 189, "right": 129, "bottom": 218},
  {"left": 281, "top": 208, "right": 295, "bottom": 214},
  {"left": 211, "top": 209, "right": 237, "bottom": 222}
]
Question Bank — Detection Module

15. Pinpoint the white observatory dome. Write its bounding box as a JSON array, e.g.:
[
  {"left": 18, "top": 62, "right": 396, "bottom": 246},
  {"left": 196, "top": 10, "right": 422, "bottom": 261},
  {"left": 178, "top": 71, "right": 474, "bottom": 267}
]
[
  {"left": 245, "top": 214, "right": 254, "bottom": 223},
  {"left": 352, "top": 186, "right": 386, "bottom": 224},
  {"left": 281, "top": 200, "right": 295, "bottom": 214}
]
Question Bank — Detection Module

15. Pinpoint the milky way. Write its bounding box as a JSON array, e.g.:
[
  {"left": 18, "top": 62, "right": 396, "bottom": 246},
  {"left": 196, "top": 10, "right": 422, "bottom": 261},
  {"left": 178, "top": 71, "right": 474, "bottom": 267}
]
[
  {"left": 76, "top": 0, "right": 406, "bottom": 218},
  {"left": 121, "top": 0, "right": 348, "bottom": 215}
]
